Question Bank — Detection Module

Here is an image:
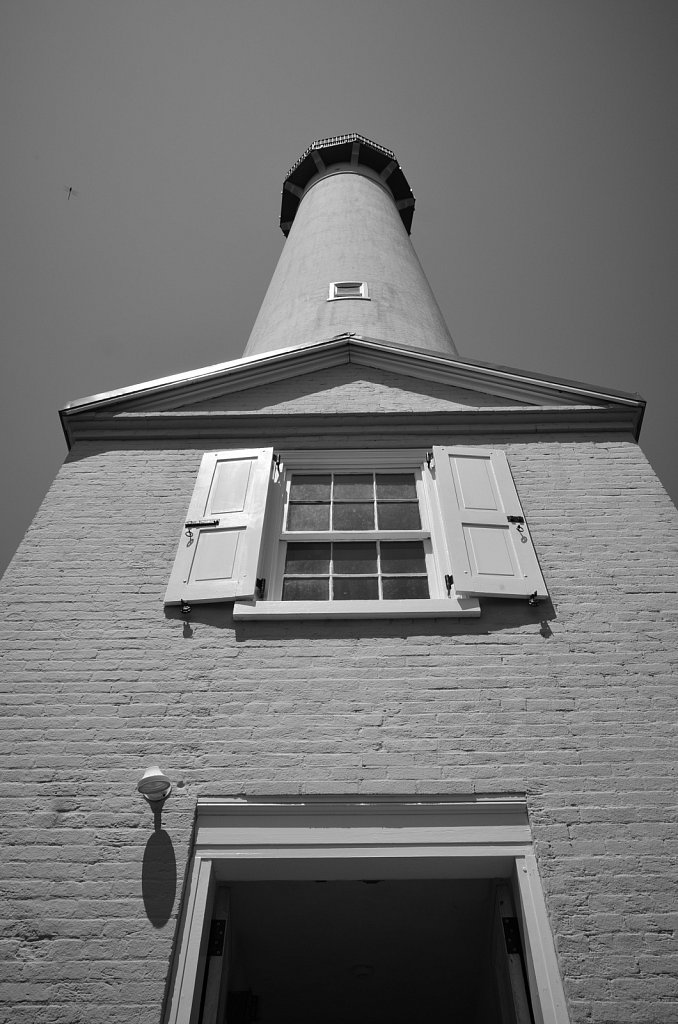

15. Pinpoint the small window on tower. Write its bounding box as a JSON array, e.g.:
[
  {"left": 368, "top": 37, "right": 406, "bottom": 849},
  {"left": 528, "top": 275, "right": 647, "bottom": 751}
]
[{"left": 328, "top": 281, "right": 369, "bottom": 300}]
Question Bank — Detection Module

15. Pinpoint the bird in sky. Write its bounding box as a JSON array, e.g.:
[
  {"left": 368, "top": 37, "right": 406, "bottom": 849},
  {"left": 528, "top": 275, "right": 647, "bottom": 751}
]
[{"left": 63, "top": 186, "right": 79, "bottom": 200}]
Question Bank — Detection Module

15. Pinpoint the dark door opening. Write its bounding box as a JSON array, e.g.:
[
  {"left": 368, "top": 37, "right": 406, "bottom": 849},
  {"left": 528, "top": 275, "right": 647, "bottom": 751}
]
[{"left": 214, "top": 878, "right": 530, "bottom": 1024}]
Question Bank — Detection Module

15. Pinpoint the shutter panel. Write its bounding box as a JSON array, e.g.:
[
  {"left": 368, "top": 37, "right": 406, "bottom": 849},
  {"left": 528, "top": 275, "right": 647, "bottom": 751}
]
[
  {"left": 164, "top": 448, "right": 274, "bottom": 605},
  {"left": 433, "top": 446, "right": 548, "bottom": 599}
]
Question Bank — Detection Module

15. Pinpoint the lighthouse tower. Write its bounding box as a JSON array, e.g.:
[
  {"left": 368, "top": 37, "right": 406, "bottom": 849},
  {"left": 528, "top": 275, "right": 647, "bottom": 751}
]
[
  {"left": 1, "top": 135, "right": 676, "bottom": 1024},
  {"left": 245, "top": 133, "right": 457, "bottom": 357}
]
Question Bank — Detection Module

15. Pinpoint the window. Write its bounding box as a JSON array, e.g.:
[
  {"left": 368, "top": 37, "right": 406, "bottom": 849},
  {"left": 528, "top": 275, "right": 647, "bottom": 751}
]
[
  {"left": 163, "top": 796, "right": 570, "bottom": 1024},
  {"left": 164, "top": 447, "right": 548, "bottom": 619},
  {"left": 280, "top": 470, "right": 430, "bottom": 602},
  {"left": 328, "top": 280, "right": 369, "bottom": 300}
]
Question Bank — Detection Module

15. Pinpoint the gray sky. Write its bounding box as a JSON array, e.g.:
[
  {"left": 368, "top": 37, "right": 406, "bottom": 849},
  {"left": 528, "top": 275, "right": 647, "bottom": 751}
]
[{"left": 2, "top": 0, "right": 677, "bottom": 576}]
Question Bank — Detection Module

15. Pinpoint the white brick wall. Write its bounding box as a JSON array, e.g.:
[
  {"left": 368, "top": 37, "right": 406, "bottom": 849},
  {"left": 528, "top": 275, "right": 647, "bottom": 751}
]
[
  {"left": 186, "top": 364, "right": 522, "bottom": 412},
  {"left": 1, "top": 429, "right": 677, "bottom": 1023}
]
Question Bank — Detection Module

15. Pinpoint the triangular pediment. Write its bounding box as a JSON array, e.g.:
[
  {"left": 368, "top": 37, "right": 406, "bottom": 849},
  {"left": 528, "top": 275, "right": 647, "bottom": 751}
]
[
  {"left": 165, "top": 362, "right": 532, "bottom": 414},
  {"left": 59, "top": 335, "right": 645, "bottom": 446}
]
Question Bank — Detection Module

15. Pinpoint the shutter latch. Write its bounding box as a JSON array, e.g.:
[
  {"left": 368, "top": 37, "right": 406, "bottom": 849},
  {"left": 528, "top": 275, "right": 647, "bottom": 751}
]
[
  {"left": 185, "top": 518, "right": 220, "bottom": 541},
  {"left": 507, "top": 515, "right": 528, "bottom": 543}
]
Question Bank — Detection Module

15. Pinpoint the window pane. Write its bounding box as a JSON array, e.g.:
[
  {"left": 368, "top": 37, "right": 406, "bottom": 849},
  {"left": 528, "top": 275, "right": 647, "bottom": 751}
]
[
  {"left": 289, "top": 475, "right": 331, "bottom": 501},
  {"left": 376, "top": 473, "right": 417, "bottom": 500},
  {"left": 287, "top": 504, "right": 331, "bottom": 530},
  {"left": 334, "top": 282, "right": 363, "bottom": 297},
  {"left": 377, "top": 502, "right": 421, "bottom": 530},
  {"left": 380, "top": 541, "right": 427, "bottom": 574},
  {"left": 333, "top": 475, "right": 373, "bottom": 501},
  {"left": 280, "top": 467, "right": 432, "bottom": 604},
  {"left": 333, "top": 577, "right": 379, "bottom": 600},
  {"left": 333, "top": 503, "right": 375, "bottom": 530},
  {"left": 382, "top": 576, "right": 430, "bottom": 599},
  {"left": 333, "top": 542, "right": 377, "bottom": 574},
  {"left": 285, "top": 543, "right": 331, "bottom": 574},
  {"left": 282, "top": 578, "right": 329, "bottom": 601}
]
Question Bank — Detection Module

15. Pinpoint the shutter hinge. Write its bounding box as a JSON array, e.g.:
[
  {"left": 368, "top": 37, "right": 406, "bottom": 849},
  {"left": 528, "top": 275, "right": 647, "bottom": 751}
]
[
  {"left": 207, "top": 919, "right": 226, "bottom": 956},
  {"left": 506, "top": 515, "right": 524, "bottom": 524},
  {"left": 256, "top": 578, "right": 266, "bottom": 599},
  {"left": 527, "top": 591, "right": 540, "bottom": 607},
  {"left": 445, "top": 574, "right": 453, "bottom": 595},
  {"left": 426, "top": 451, "right": 434, "bottom": 469}
]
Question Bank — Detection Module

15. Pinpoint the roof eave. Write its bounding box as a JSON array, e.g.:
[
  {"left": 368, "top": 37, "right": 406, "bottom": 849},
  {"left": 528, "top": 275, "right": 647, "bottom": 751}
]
[
  {"left": 61, "top": 405, "right": 645, "bottom": 448},
  {"left": 59, "top": 333, "right": 646, "bottom": 448}
]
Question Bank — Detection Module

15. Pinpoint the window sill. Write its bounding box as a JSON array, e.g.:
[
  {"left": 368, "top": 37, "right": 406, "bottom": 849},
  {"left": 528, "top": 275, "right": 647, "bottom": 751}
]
[{"left": 233, "top": 597, "right": 480, "bottom": 619}]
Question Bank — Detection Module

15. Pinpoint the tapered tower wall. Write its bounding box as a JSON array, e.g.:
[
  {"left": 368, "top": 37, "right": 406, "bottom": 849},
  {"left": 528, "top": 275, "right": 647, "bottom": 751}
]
[
  {"left": 244, "top": 168, "right": 458, "bottom": 358},
  {"left": 1, "top": 134, "right": 677, "bottom": 1024}
]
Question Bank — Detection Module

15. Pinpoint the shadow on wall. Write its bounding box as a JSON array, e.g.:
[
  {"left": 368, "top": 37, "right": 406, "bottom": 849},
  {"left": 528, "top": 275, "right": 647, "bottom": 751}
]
[
  {"left": 164, "top": 597, "right": 556, "bottom": 642},
  {"left": 142, "top": 814, "right": 177, "bottom": 928}
]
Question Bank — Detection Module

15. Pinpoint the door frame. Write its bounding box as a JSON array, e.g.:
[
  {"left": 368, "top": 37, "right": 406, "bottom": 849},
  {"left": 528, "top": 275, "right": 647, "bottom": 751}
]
[{"left": 164, "top": 795, "right": 569, "bottom": 1024}]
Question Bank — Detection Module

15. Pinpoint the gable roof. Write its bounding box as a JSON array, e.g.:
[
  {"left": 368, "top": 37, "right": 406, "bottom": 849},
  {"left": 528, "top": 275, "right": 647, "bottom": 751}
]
[{"left": 59, "top": 333, "right": 645, "bottom": 447}]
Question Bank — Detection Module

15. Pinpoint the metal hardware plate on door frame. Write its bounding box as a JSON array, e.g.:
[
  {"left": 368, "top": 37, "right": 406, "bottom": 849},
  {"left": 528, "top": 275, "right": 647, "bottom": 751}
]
[
  {"left": 502, "top": 916, "right": 522, "bottom": 955},
  {"left": 207, "top": 919, "right": 226, "bottom": 956}
]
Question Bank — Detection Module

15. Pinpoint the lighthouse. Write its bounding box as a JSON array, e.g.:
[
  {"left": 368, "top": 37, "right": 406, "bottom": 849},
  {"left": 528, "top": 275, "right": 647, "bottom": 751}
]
[
  {"left": 245, "top": 133, "right": 458, "bottom": 357},
  {"left": 1, "top": 135, "right": 675, "bottom": 1024}
]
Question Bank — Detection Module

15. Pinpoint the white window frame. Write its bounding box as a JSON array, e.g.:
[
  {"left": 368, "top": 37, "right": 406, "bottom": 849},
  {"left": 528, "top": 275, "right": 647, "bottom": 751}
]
[
  {"left": 166, "top": 445, "right": 547, "bottom": 616},
  {"left": 327, "top": 280, "right": 370, "bottom": 300},
  {"left": 164, "top": 796, "right": 570, "bottom": 1024},
  {"left": 233, "top": 449, "right": 480, "bottom": 619}
]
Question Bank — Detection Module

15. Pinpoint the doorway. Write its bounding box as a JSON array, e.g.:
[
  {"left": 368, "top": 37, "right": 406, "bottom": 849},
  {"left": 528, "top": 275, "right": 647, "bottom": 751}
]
[{"left": 224, "top": 878, "right": 505, "bottom": 1023}]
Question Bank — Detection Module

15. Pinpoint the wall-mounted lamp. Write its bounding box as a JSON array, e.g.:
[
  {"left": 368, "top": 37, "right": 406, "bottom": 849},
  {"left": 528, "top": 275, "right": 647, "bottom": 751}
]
[{"left": 137, "top": 765, "right": 172, "bottom": 804}]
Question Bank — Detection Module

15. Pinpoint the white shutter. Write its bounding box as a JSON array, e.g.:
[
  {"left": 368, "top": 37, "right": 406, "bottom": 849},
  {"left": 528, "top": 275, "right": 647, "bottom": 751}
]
[
  {"left": 433, "top": 446, "right": 548, "bottom": 599},
  {"left": 164, "top": 447, "right": 274, "bottom": 605}
]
